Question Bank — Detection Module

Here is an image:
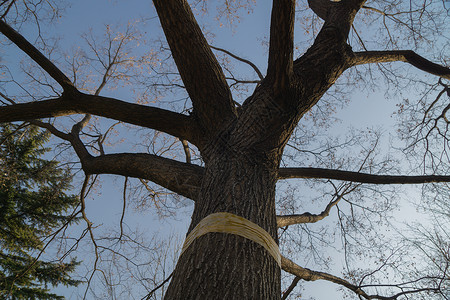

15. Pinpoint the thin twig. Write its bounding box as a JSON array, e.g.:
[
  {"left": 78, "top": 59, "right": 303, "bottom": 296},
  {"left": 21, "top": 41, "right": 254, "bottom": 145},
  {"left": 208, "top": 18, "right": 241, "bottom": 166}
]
[
  {"left": 119, "top": 177, "right": 128, "bottom": 240},
  {"left": 210, "top": 45, "right": 264, "bottom": 80}
]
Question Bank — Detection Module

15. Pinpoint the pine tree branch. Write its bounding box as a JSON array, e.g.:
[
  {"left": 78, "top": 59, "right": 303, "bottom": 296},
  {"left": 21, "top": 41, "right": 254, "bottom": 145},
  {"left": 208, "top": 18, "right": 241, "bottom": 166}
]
[
  {"left": 0, "top": 19, "right": 75, "bottom": 91},
  {"left": 0, "top": 93, "right": 200, "bottom": 144},
  {"left": 278, "top": 167, "right": 450, "bottom": 184},
  {"left": 152, "top": 0, "right": 236, "bottom": 134},
  {"left": 266, "top": 0, "right": 295, "bottom": 91},
  {"left": 352, "top": 50, "right": 450, "bottom": 80}
]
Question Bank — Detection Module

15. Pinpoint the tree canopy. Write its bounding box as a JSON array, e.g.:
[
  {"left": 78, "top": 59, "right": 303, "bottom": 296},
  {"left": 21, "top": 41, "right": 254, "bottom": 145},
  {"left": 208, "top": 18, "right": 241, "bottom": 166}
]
[{"left": 0, "top": 0, "right": 449, "bottom": 299}]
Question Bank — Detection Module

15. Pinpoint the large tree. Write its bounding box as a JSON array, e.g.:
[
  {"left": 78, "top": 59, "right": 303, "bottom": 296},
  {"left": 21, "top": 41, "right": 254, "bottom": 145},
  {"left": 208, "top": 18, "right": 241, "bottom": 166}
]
[{"left": 0, "top": 0, "right": 449, "bottom": 299}]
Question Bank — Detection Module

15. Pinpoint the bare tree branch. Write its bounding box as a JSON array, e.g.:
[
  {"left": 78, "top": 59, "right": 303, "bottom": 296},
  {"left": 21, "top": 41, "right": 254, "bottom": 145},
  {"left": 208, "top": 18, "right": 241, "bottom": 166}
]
[
  {"left": 278, "top": 167, "right": 450, "bottom": 184},
  {"left": 210, "top": 45, "right": 264, "bottom": 81},
  {"left": 81, "top": 153, "right": 203, "bottom": 200},
  {"left": 353, "top": 50, "right": 450, "bottom": 80},
  {"left": 30, "top": 115, "right": 204, "bottom": 200},
  {"left": 152, "top": 0, "right": 236, "bottom": 134},
  {"left": 79, "top": 175, "right": 100, "bottom": 300},
  {"left": 0, "top": 19, "right": 75, "bottom": 91},
  {"left": 281, "top": 255, "right": 373, "bottom": 299},
  {"left": 119, "top": 177, "right": 127, "bottom": 240},
  {"left": 142, "top": 272, "right": 174, "bottom": 300},
  {"left": 277, "top": 192, "right": 343, "bottom": 227},
  {"left": 282, "top": 256, "right": 441, "bottom": 299},
  {"left": 180, "top": 139, "right": 192, "bottom": 164},
  {"left": 0, "top": 93, "right": 200, "bottom": 144},
  {"left": 281, "top": 276, "right": 300, "bottom": 300},
  {"left": 0, "top": 0, "right": 16, "bottom": 20},
  {"left": 266, "top": 0, "right": 295, "bottom": 91}
]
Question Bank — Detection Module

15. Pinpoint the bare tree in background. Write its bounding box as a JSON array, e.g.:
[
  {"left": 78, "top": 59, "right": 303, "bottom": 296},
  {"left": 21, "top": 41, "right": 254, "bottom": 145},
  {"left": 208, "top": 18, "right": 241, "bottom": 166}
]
[{"left": 0, "top": 0, "right": 449, "bottom": 299}]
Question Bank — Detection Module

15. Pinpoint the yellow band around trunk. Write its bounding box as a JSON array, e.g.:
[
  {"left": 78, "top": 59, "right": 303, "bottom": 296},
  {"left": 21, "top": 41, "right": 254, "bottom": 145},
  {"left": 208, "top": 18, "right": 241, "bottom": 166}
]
[{"left": 180, "top": 212, "right": 281, "bottom": 267}]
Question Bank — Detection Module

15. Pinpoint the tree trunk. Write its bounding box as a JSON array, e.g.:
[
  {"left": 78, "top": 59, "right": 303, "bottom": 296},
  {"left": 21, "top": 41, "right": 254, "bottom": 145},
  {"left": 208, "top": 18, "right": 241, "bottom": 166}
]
[{"left": 165, "top": 154, "right": 281, "bottom": 299}]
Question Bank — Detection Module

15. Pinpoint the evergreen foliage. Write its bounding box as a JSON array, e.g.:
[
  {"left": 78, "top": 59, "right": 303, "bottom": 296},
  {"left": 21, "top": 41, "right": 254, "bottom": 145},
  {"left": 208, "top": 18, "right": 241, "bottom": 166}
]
[{"left": 0, "top": 123, "right": 80, "bottom": 299}]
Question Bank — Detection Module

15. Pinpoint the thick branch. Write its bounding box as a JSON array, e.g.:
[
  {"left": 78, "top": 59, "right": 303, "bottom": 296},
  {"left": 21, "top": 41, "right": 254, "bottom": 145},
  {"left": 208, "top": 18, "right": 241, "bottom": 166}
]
[
  {"left": 289, "top": 1, "right": 364, "bottom": 128},
  {"left": 307, "top": 0, "right": 365, "bottom": 35},
  {"left": 0, "top": 93, "right": 200, "bottom": 144},
  {"left": 307, "top": 0, "right": 333, "bottom": 20},
  {"left": 278, "top": 167, "right": 450, "bottom": 184},
  {"left": 0, "top": 19, "right": 75, "bottom": 91},
  {"left": 353, "top": 50, "right": 450, "bottom": 80},
  {"left": 82, "top": 153, "right": 203, "bottom": 201},
  {"left": 266, "top": 0, "right": 295, "bottom": 91},
  {"left": 152, "top": 0, "right": 235, "bottom": 133},
  {"left": 277, "top": 194, "right": 342, "bottom": 227},
  {"left": 31, "top": 117, "right": 203, "bottom": 200}
]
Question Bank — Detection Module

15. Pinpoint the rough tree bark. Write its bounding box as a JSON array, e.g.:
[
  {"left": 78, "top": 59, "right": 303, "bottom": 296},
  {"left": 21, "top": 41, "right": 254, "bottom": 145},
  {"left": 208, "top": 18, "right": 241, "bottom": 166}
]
[
  {"left": 0, "top": 0, "right": 449, "bottom": 299},
  {"left": 160, "top": 0, "right": 360, "bottom": 297}
]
